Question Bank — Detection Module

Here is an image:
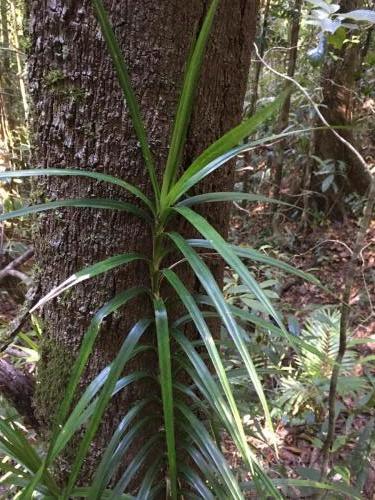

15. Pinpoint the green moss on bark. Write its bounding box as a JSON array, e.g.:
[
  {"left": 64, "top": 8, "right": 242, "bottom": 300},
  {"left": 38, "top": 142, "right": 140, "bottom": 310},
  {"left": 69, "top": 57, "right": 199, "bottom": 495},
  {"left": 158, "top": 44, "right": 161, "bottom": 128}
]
[{"left": 34, "top": 335, "right": 75, "bottom": 431}]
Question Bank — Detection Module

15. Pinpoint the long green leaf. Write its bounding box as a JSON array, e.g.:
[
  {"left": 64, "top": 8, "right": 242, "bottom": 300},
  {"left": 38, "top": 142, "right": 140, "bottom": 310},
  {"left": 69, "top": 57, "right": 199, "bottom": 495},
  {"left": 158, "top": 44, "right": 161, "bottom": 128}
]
[
  {"left": 54, "top": 288, "right": 146, "bottom": 431},
  {"left": 154, "top": 298, "right": 177, "bottom": 500},
  {"left": 71, "top": 489, "right": 134, "bottom": 499},
  {"left": 178, "top": 192, "right": 292, "bottom": 208},
  {"left": 0, "top": 422, "right": 57, "bottom": 495},
  {"left": 0, "top": 198, "right": 151, "bottom": 224},
  {"left": 242, "top": 478, "right": 362, "bottom": 499},
  {"left": 91, "top": 0, "right": 160, "bottom": 202},
  {"left": 19, "top": 467, "right": 45, "bottom": 500},
  {"left": 174, "top": 330, "right": 281, "bottom": 498},
  {"left": 31, "top": 253, "right": 146, "bottom": 311},
  {"left": 188, "top": 238, "right": 320, "bottom": 285},
  {"left": 90, "top": 401, "right": 153, "bottom": 498},
  {"left": 162, "top": 125, "right": 336, "bottom": 208},
  {"left": 136, "top": 455, "right": 163, "bottom": 499},
  {"left": 105, "top": 417, "right": 154, "bottom": 497},
  {"left": 0, "top": 473, "right": 50, "bottom": 496},
  {"left": 168, "top": 230, "right": 278, "bottom": 434},
  {"left": 28, "top": 289, "right": 147, "bottom": 499},
  {"left": 110, "top": 434, "right": 159, "bottom": 498},
  {"left": 164, "top": 270, "right": 271, "bottom": 480},
  {"left": 166, "top": 91, "right": 289, "bottom": 206},
  {"left": 195, "top": 294, "right": 323, "bottom": 358},
  {"left": 137, "top": 457, "right": 162, "bottom": 500},
  {"left": 168, "top": 232, "right": 273, "bottom": 429},
  {"left": 51, "top": 372, "right": 148, "bottom": 461},
  {"left": 176, "top": 207, "right": 289, "bottom": 338},
  {"left": 185, "top": 444, "right": 227, "bottom": 498},
  {"left": 176, "top": 400, "right": 244, "bottom": 500},
  {"left": 65, "top": 319, "right": 151, "bottom": 497},
  {"left": 161, "top": 0, "right": 219, "bottom": 199},
  {"left": 179, "top": 464, "right": 215, "bottom": 499},
  {"left": 0, "top": 169, "right": 153, "bottom": 212}
]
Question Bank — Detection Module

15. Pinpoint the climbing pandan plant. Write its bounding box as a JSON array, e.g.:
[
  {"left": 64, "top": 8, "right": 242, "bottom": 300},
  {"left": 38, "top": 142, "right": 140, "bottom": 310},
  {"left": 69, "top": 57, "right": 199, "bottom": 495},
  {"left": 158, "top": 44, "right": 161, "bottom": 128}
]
[{"left": 0, "top": 1, "right": 331, "bottom": 498}]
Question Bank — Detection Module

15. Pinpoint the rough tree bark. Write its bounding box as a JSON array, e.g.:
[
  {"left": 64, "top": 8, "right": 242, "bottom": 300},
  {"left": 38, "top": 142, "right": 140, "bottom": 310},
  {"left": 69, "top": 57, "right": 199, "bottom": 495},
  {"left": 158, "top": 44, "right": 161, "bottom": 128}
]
[
  {"left": 29, "top": 0, "right": 259, "bottom": 482},
  {"left": 242, "top": 0, "right": 271, "bottom": 196},
  {"left": 314, "top": 0, "right": 371, "bottom": 197},
  {"left": 271, "top": 0, "right": 302, "bottom": 235}
]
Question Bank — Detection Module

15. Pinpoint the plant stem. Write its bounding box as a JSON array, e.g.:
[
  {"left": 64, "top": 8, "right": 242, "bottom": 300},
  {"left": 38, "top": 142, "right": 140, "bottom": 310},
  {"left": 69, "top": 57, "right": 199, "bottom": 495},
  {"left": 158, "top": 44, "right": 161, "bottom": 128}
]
[{"left": 320, "top": 175, "right": 375, "bottom": 479}]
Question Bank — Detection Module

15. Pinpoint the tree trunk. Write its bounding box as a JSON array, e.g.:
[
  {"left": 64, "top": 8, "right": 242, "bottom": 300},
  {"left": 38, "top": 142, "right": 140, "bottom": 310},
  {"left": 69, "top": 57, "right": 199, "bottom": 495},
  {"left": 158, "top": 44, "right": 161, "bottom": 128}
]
[
  {"left": 242, "top": 0, "right": 271, "bottom": 197},
  {"left": 271, "top": 0, "right": 302, "bottom": 235},
  {"left": 247, "top": 0, "right": 272, "bottom": 118},
  {"left": 314, "top": 0, "right": 371, "bottom": 197},
  {"left": 29, "top": 0, "right": 259, "bottom": 482}
]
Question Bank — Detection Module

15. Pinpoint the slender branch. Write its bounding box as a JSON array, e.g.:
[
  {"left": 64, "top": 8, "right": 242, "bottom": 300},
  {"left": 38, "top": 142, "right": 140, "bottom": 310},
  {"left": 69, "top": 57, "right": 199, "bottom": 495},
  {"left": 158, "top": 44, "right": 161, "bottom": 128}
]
[
  {"left": 0, "top": 358, "right": 38, "bottom": 429},
  {"left": 0, "top": 283, "right": 40, "bottom": 352},
  {"left": 0, "top": 247, "right": 34, "bottom": 283},
  {"left": 253, "top": 43, "right": 372, "bottom": 178},
  {"left": 320, "top": 175, "right": 375, "bottom": 479}
]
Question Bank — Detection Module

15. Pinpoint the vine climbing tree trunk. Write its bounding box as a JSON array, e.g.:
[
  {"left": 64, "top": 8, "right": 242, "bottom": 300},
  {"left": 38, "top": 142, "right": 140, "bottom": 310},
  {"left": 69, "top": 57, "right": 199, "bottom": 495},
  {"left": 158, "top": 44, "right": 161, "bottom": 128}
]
[{"left": 29, "top": 0, "right": 259, "bottom": 483}]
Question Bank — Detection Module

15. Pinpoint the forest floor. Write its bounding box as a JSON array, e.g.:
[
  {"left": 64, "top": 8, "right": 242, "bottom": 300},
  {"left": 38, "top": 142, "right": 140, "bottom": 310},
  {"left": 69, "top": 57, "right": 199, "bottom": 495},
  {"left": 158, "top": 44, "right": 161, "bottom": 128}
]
[{"left": 227, "top": 201, "right": 375, "bottom": 498}]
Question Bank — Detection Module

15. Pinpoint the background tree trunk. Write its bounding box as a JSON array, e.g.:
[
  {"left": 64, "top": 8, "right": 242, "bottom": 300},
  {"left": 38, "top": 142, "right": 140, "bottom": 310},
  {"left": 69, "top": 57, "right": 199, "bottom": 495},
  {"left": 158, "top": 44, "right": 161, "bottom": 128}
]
[
  {"left": 271, "top": 0, "right": 302, "bottom": 236},
  {"left": 29, "top": 0, "right": 259, "bottom": 481},
  {"left": 313, "top": 0, "right": 371, "bottom": 197}
]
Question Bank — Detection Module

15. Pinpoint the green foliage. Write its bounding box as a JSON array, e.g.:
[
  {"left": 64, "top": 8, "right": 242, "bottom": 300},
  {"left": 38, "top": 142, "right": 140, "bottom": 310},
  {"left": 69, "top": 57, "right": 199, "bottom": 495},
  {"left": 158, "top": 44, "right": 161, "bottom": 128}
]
[
  {"left": 277, "top": 309, "right": 367, "bottom": 423},
  {"left": 0, "top": 1, "right": 354, "bottom": 499}
]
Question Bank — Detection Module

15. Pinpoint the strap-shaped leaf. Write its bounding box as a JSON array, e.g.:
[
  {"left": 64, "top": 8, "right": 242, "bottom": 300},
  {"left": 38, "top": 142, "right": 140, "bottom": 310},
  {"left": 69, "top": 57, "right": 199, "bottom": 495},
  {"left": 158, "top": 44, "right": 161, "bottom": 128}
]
[
  {"left": 91, "top": 0, "right": 160, "bottom": 202},
  {"left": 0, "top": 168, "right": 153, "bottom": 212},
  {"left": 154, "top": 298, "right": 178, "bottom": 500},
  {"left": 109, "top": 434, "right": 160, "bottom": 498},
  {"left": 178, "top": 192, "right": 292, "bottom": 208},
  {"left": 166, "top": 91, "right": 289, "bottom": 206},
  {"left": 176, "top": 400, "right": 244, "bottom": 500},
  {"left": 0, "top": 422, "right": 58, "bottom": 495},
  {"left": 174, "top": 330, "right": 280, "bottom": 498},
  {"left": 31, "top": 253, "right": 146, "bottom": 311},
  {"left": 175, "top": 207, "right": 289, "bottom": 339},
  {"left": 242, "top": 478, "right": 362, "bottom": 499},
  {"left": 65, "top": 319, "right": 151, "bottom": 496},
  {"left": 19, "top": 467, "right": 46, "bottom": 500},
  {"left": 195, "top": 294, "right": 323, "bottom": 358},
  {"left": 161, "top": 0, "right": 219, "bottom": 198},
  {"left": 184, "top": 444, "right": 227, "bottom": 498},
  {"left": 0, "top": 198, "right": 152, "bottom": 224},
  {"left": 51, "top": 372, "right": 148, "bottom": 461},
  {"left": 188, "top": 238, "right": 320, "bottom": 285},
  {"left": 48, "top": 288, "right": 146, "bottom": 456},
  {"left": 136, "top": 455, "right": 163, "bottom": 499},
  {"left": 164, "top": 270, "right": 271, "bottom": 479},
  {"left": 167, "top": 233, "right": 273, "bottom": 435},
  {"left": 70, "top": 489, "right": 134, "bottom": 499},
  {"left": 179, "top": 464, "right": 215, "bottom": 499},
  {"left": 0, "top": 472, "right": 50, "bottom": 496},
  {"left": 90, "top": 399, "right": 156, "bottom": 500},
  {"left": 163, "top": 125, "right": 333, "bottom": 207}
]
